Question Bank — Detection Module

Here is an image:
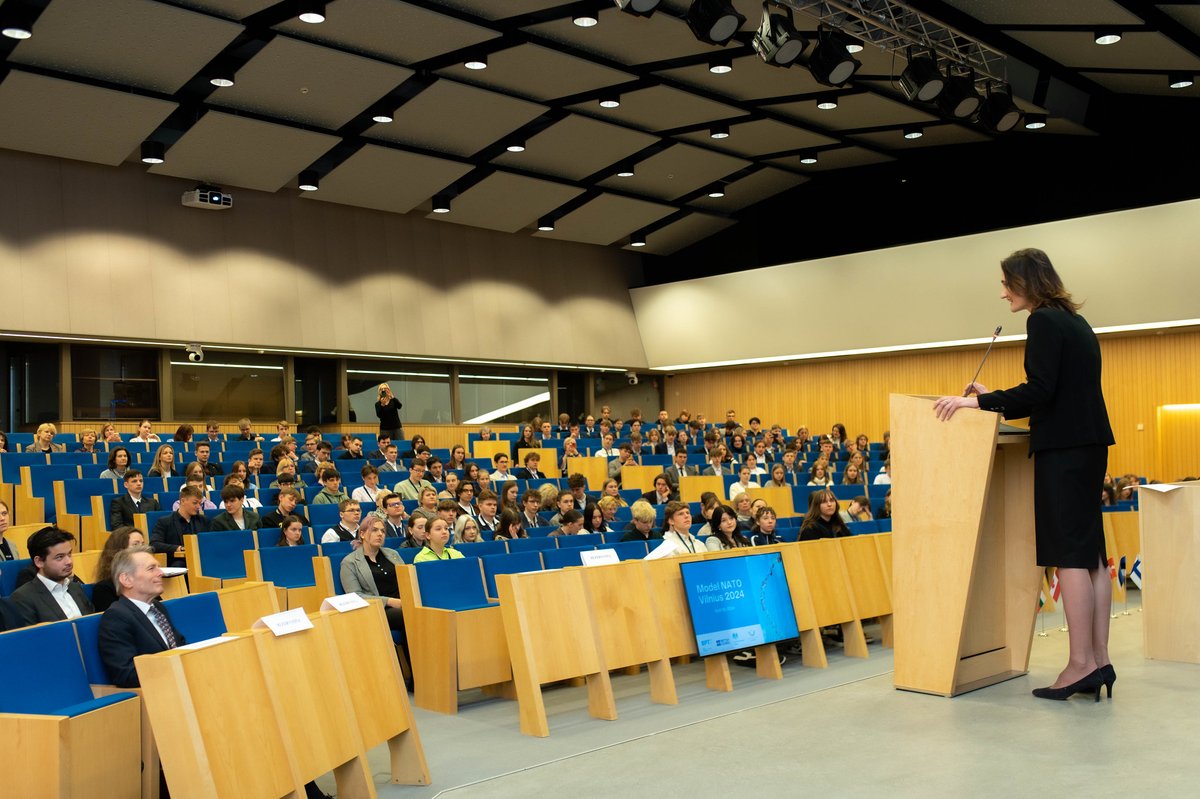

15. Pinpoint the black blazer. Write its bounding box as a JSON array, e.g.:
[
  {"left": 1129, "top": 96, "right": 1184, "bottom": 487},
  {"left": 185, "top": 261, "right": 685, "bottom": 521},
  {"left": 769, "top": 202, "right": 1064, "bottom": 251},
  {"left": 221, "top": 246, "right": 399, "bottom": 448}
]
[
  {"left": 98, "top": 596, "right": 186, "bottom": 688},
  {"left": 977, "top": 307, "right": 1114, "bottom": 454},
  {"left": 109, "top": 493, "right": 161, "bottom": 530},
  {"left": 10, "top": 575, "right": 95, "bottom": 623},
  {"left": 514, "top": 467, "right": 543, "bottom": 480}
]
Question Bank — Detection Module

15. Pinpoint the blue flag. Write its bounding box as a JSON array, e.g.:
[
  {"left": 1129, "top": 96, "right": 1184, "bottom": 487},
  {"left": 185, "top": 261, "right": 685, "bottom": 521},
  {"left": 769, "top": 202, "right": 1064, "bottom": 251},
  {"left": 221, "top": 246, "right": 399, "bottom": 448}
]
[
  {"left": 1118, "top": 556, "right": 1127, "bottom": 588},
  {"left": 1129, "top": 555, "right": 1143, "bottom": 589}
]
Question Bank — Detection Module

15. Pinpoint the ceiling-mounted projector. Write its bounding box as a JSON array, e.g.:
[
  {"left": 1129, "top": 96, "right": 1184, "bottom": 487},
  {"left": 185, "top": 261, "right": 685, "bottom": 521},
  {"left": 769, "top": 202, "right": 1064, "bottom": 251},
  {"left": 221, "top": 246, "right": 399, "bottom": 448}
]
[{"left": 182, "top": 185, "right": 233, "bottom": 210}]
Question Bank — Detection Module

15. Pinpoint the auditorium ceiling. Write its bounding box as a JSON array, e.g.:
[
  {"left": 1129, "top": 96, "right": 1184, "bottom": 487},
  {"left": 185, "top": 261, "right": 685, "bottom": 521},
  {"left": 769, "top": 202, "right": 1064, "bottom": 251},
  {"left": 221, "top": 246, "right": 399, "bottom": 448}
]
[{"left": 0, "top": 0, "right": 1196, "bottom": 258}]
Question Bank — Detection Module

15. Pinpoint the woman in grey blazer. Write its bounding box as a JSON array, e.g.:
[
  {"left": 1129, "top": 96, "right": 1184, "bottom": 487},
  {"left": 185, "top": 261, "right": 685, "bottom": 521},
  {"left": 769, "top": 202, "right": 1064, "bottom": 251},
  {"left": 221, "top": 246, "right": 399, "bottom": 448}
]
[{"left": 339, "top": 517, "right": 409, "bottom": 667}]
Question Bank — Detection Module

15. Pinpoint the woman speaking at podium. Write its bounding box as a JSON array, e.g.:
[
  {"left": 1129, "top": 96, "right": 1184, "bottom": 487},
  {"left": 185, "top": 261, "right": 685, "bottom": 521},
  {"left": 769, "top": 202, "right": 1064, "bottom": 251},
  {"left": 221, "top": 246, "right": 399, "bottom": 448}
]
[{"left": 934, "top": 249, "right": 1115, "bottom": 702}]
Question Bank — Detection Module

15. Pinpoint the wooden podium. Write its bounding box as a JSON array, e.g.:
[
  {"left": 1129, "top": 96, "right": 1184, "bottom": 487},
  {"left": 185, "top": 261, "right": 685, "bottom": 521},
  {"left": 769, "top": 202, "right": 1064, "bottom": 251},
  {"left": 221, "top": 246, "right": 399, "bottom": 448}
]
[
  {"left": 1139, "top": 483, "right": 1200, "bottom": 664},
  {"left": 890, "top": 394, "right": 1041, "bottom": 696}
]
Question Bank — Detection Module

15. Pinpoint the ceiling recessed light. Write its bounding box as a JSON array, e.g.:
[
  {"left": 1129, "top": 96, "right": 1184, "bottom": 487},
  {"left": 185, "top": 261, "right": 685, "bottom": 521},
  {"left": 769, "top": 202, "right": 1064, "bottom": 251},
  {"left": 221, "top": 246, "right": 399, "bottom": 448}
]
[
  {"left": 706, "top": 184, "right": 726, "bottom": 198},
  {"left": 1094, "top": 30, "right": 1122, "bottom": 45},
  {"left": 298, "top": 170, "right": 319, "bottom": 191},
  {"left": 799, "top": 152, "right": 818, "bottom": 164},
  {"left": 1024, "top": 113, "right": 1047, "bottom": 130},
  {"left": 816, "top": 95, "right": 838, "bottom": 110},
  {"left": 464, "top": 53, "right": 488, "bottom": 70},
  {"left": 573, "top": 11, "right": 599, "bottom": 27},
  {"left": 297, "top": 1, "right": 325, "bottom": 23},
  {"left": 709, "top": 124, "right": 730, "bottom": 139},
  {"left": 537, "top": 216, "right": 555, "bottom": 231},
  {"left": 709, "top": 56, "right": 732, "bottom": 74},
  {"left": 140, "top": 141, "right": 165, "bottom": 165},
  {"left": 599, "top": 93, "right": 621, "bottom": 108},
  {"left": 209, "top": 69, "right": 235, "bottom": 88},
  {"left": 1168, "top": 72, "right": 1194, "bottom": 89},
  {"left": 630, "top": 232, "right": 647, "bottom": 247},
  {"left": 432, "top": 195, "right": 452, "bottom": 213},
  {"left": 1, "top": 24, "right": 32, "bottom": 40},
  {"left": 902, "top": 125, "right": 923, "bottom": 139},
  {"left": 506, "top": 140, "right": 526, "bottom": 153},
  {"left": 372, "top": 113, "right": 394, "bottom": 123},
  {"left": 616, "top": 165, "right": 635, "bottom": 177},
  {"left": 1, "top": 7, "right": 33, "bottom": 39}
]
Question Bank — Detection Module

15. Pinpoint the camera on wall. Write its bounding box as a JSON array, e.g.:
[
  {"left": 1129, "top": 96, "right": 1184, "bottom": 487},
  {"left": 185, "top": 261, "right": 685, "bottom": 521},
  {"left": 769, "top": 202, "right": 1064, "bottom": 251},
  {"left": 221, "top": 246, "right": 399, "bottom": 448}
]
[
  {"left": 185, "top": 343, "right": 204, "bottom": 363},
  {"left": 626, "top": 371, "right": 639, "bottom": 386}
]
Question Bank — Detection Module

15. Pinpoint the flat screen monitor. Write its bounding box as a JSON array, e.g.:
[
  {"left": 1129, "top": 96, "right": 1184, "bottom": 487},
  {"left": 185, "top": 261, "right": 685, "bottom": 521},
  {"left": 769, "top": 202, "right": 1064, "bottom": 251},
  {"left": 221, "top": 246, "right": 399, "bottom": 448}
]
[{"left": 679, "top": 552, "right": 800, "bottom": 657}]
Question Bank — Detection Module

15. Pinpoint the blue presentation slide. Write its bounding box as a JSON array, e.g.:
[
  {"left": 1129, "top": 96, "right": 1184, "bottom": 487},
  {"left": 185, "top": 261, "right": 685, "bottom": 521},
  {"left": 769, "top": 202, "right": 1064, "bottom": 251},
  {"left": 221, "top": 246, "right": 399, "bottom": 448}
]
[{"left": 679, "top": 553, "right": 800, "bottom": 657}]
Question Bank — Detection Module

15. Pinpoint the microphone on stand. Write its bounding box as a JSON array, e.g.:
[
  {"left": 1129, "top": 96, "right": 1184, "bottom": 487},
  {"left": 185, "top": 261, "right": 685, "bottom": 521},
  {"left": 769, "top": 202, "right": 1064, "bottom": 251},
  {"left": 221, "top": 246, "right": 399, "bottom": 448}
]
[{"left": 964, "top": 326, "right": 1002, "bottom": 397}]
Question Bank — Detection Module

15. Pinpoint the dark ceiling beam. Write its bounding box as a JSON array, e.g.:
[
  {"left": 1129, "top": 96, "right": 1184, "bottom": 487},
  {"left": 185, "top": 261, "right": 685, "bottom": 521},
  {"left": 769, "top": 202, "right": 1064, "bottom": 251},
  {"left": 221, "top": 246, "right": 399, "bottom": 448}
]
[{"left": 1111, "top": 1, "right": 1200, "bottom": 60}]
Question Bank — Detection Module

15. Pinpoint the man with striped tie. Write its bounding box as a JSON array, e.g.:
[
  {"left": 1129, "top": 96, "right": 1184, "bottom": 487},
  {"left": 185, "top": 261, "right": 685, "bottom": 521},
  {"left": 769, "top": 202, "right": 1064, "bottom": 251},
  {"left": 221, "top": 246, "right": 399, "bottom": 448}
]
[{"left": 98, "top": 546, "right": 185, "bottom": 688}]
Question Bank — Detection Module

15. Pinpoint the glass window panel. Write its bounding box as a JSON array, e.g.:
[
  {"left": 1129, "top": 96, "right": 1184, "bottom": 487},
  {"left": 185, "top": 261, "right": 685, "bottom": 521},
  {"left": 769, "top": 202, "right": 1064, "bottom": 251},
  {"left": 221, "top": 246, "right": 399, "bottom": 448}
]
[
  {"left": 459, "top": 368, "right": 550, "bottom": 426},
  {"left": 593, "top": 373, "right": 661, "bottom": 427},
  {"left": 294, "top": 357, "right": 338, "bottom": 427},
  {"left": 70, "top": 345, "right": 158, "bottom": 420},
  {"left": 347, "top": 361, "right": 452, "bottom": 426},
  {"left": 170, "top": 350, "right": 285, "bottom": 421}
]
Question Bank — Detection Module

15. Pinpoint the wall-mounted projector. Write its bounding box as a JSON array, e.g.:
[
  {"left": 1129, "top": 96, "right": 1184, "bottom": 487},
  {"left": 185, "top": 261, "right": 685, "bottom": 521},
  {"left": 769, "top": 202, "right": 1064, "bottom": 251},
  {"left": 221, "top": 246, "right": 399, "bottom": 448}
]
[{"left": 181, "top": 186, "right": 233, "bottom": 210}]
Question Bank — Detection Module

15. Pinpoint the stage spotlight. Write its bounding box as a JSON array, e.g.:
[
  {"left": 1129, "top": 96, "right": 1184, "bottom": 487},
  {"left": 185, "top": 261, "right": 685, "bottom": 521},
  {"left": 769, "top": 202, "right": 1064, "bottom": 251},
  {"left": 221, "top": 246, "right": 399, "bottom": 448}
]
[
  {"left": 209, "top": 68, "right": 236, "bottom": 88},
  {"left": 464, "top": 53, "right": 487, "bottom": 70},
  {"left": 1, "top": 6, "right": 33, "bottom": 39},
  {"left": 753, "top": 3, "right": 806, "bottom": 68},
  {"left": 978, "top": 84, "right": 1021, "bottom": 132},
  {"left": 709, "top": 123, "right": 729, "bottom": 139},
  {"left": 614, "top": 0, "right": 660, "bottom": 17},
  {"left": 808, "top": 28, "right": 861, "bottom": 87},
  {"left": 938, "top": 71, "right": 982, "bottom": 118},
  {"left": 686, "top": 0, "right": 745, "bottom": 46},
  {"left": 599, "top": 92, "right": 621, "bottom": 108},
  {"left": 899, "top": 52, "right": 943, "bottom": 102}
]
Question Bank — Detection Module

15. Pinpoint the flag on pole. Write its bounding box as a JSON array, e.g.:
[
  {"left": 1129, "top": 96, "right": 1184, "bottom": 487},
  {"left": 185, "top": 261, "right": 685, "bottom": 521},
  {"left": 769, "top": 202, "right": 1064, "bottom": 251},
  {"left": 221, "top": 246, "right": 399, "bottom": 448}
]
[
  {"left": 1129, "top": 555, "right": 1143, "bottom": 589},
  {"left": 1118, "top": 556, "right": 1127, "bottom": 589},
  {"left": 1049, "top": 569, "right": 1061, "bottom": 601},
  {"left": 1108, "top": 556, "right": 1117, "bottom": 581}
]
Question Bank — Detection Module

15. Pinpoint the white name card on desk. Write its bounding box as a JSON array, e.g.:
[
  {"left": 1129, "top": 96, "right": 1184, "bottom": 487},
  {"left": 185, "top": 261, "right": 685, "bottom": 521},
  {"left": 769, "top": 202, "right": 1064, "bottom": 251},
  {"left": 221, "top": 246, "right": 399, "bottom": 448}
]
[
  {"left": 322, "top": 593, "right": 370, "bottom": 613},
  {"left": 253, "top": 608, "right": 314, "bottom": 637},
  {"left": 580, "top": 549, "right": 620, "bottom": 567},
  {"left": 646, "top": 540, "right": 676, "bottom": 560}
]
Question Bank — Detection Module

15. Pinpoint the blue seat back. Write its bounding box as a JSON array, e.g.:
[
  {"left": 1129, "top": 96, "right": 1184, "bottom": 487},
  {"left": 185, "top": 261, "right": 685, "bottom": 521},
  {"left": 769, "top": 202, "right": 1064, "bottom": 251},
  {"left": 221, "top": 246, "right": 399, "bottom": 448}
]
[
  {"left": 482, "top": 551, "right": 543, "bottom": 598},
  {"left": 604, "top": 541, "right": 649, "bottom": 560},
  {"left": 70, "top": 613, "right": 110, "bottom": 684},
  {"left": 195, "top": 530, "right": 255, "bottom": 579},
  {"left": 307, "top": 504, "right": 341, "bottom": 530},
  {"left": 396, "top": 548, "right": 419, "bottom": 564},
  {"left": 830, "top": 484, "right": 864, "bottom": 500},
  {"left": 848, "top": 520, "right": 880, "bottom": 535},
  {"left": 383, "top": 536, "right": 403, "bottom": 550},
  {"left": 557, "top": 532, "right": 602, "bottom": 549},
  {"left": 327, "top": 551, "right": 349, "bottom": 594},
  {"left": 0, "top": 452, "right": 47, "bottom": 484},
  {"left": 0, "top": 559, "right": 32, "bottom": 597},
  {"left": 543, "top": 547, "right": 590, "bottom": 569},
  {"left": 257, "top": 544, "right": 320, "bottom": 588},
  {"left": 320, "top": 540, "right": 353, "bottom": 557},
  {"left": 457, "top": 540, "right": 507, "bottom": 557},
  {"left": 63, "top": 478, "right": 119, "bottom": 515},
  {"left": 507, "top": 537, "right": 555, "bottom": 553},
  {"left": 0, "top": 621, "right": 95, "bottom": 713},
  {"left": 527, "top": 525, "right": 556, "bottom": 538},
  {"left": 414, "top": 556, "right": 490, "bottom": 611},
  {"left": 162, "top": 591, "right": 228, "bottom": 642},
  {"left": 49, "top": 452, "right": 95, "bottom": 465},
  {"left": 875, "top": 518, "right": 892, "bottom": 533}
]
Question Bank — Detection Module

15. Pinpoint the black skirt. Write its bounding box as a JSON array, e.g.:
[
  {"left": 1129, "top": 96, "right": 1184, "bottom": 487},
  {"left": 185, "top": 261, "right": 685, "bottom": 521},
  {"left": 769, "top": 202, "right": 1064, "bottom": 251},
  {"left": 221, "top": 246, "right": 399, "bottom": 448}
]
[{"left": 1032, "top": 444, "right": 1109, "bottom": 569}]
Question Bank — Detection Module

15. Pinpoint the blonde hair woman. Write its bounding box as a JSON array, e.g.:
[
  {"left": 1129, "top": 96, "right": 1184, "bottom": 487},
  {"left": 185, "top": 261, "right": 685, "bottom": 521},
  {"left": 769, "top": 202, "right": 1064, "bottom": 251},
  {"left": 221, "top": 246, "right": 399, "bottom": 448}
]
[
  {"left": 147, "top": 444, "right": 176, "bottom": 477},
  {"left": 28, "top": 423, "right": 66, "bottom": 453}
]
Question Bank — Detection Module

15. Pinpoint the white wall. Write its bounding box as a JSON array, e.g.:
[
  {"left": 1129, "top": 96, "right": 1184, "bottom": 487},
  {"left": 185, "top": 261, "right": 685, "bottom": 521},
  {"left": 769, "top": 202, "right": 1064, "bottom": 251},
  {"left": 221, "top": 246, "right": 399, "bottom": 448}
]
[{"left": 629, "top": 198, "right": 1200, "bottom": 369}]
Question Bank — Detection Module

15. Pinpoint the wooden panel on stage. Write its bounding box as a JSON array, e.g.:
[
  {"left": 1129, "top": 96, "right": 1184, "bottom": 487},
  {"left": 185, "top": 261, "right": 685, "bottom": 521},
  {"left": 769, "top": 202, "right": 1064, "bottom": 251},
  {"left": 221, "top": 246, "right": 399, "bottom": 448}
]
[{"left": 1139, "top": 484, "right": 1200, "bottom": 664}]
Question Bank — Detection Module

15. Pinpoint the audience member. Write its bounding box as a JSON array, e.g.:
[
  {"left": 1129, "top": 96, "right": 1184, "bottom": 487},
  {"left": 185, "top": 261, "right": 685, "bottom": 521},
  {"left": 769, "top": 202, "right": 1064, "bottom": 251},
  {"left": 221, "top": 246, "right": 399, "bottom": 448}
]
[
  {"left": 312, "top": 469, "right": 349, "bottom": 504},
  {"left": 321, "top": 499, "right": 362, "bottom": 544},
  {"left": 659, "top": 501, "right": 701, "bottom": 555},
  {"left": 454, "top": 515, "right": 482, "bottom": 544},
  {"left": 98, "top": 546, "right": 183, "bottom": 688},
  {"left": 396, "top": 461, "right": 433, "bottom": 501},
  {"left": 209, "top": 485, "right": 261, "bottom": 531},
  {"left": 352, "top": 464, "right": 386, "bottom": 504},
  {"left": 799, "top": 489, "right": 851, "bottom": 541},
  {"left": 549, "top": 509, "right": 585, "bottom": 537},
  {"left": 151, "top": 486, "right": 210, "bottom": 566},
  {"left": 706, "top": 505, "right": 751, "bottom": 551},
  {"left": 11, "top": 527, "right": 94, "bottom": 623},
  {"left": 109, "top": 469, "right": 160, "bottom": 530},
  {"left": 750, "top": 506, "right": 781, "bottom": 546},
  {"left": 260, "top": 488, "right": 310, "bottom": 529},
  {"left": 146, "top": 444, "right": 176, "bottom": 478},
  {"left": 414, "top": 518, "right": 463, "bottom": 562}
]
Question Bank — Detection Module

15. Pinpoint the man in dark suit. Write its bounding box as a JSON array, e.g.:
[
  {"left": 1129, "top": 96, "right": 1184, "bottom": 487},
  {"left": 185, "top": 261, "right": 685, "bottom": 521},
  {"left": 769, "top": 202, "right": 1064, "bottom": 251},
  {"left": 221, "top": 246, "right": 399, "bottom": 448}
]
[
  {"left": 193, "top": 441, "right": 223, "bottom": 477},
  {"left": 208, "top": 484, "right": 261, "bottom": 531},
  {"left": 98, "top": 546, "right": 184, "bottom": 688},
  {"left": 664, "top": 449, "right": 696, "bottom": 492},
  {"left": 150, "top": 486, "right": 210, "bottom": 567},
  {"left": 640, "top": 474, "right": 678, "bottom": 506},
  {"left": 10, "top": 526, "right": 95, "bottom": 623},
  {"left": 109, "top": 469, "right": 160, "bottom": 530},
  {"left": 514, "top": 452, "right": 544, "bottom": 480}
]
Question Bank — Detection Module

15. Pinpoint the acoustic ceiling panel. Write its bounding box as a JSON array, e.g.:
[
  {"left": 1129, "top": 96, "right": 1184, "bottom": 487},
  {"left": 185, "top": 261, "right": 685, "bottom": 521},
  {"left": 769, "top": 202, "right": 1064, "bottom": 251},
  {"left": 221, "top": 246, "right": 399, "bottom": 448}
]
[
  {"left": 431, "top": 0, "right": 566, "bottom": 20},
  {"left": 677, "top": 117, "right": 839, "bottom": 157},
  {"left": 436, "top": 43, "right": 634, "bottom": 102},
  {"left": 597, "top": 142, "right": 750, "bottom": 201},
  {"left": 688, "top": 166, "right": 807, "bottom": 213},
  {"left": 305, "top": 145, "right": 474, "bottom": 215},
  {"left": 765, "top": 91, "right": 938, "bottom": 130},
  {"left": 525, "top": 6, "right": 736, "bottom": 66},
  {"left": 1160, "top": 4, "right": 1200, "bottom": 37},
  {"left": 275, "top": 0, "right": 501, "bottom": 65},
  {"left": 534, "top": 193, "right": 676, "bottom": 246},
  {"left": 655, "top": 55, "right": 829, "bottom": 103},
  {"left": 1082, "top": 70, "right": 1200, "bottom": 96},
  {"left": 1006, "top": 30, "right": 1200, "bottom": 71},
  {"left": 622, "top": 212, "right": 736, "bottom": 256},
  {"left": 849, "top": 123, "right": 992, "bottom": 150},
  {"left": 172, "top": 0, "right": 279, "bottom": 19},
  {"left": 0, "top": 71, "right": 177, "bottom": 166},
  {"left": 569, "top": 84, "right": 746, "bottom": 132},
  {"left": 7, "top": 0, "right": 243, "bottom": 94},
  {"left": 425, "top": 171, "right": 584, "bottom": 232},
  {"left": 208, "top": 36, "right": 413, "bottom": 130},
  {"left": 148, "top": 111, "right": 341, "bottom": 191},
  {"left": 491, "top": 113, "right": 659, "bottom": 181},
  {"left": 940, "top": 0, "right": 1143, "bottom": 25},
  {"left": 365, "top": 80, "right": 546, "bottom": 158},
  {"left": 769, "top": 146, "right": 895, "bottom": 172}
]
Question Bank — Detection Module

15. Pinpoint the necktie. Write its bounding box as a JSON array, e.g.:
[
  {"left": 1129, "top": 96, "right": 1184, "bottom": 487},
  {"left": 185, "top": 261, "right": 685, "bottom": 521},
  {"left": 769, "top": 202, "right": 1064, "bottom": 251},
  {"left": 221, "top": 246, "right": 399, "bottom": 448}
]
[{"left": 148, "top": 603, "right": 178, "bottom": 648}]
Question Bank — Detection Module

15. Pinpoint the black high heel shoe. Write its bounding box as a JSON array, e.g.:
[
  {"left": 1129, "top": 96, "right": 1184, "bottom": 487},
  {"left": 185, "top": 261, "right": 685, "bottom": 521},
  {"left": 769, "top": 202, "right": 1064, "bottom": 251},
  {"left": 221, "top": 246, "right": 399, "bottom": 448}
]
[
  {"left": 1032, "top": 669, "right": 1104, "bottom": 702},
  {"left": 1099, "top": 664, "right": 1116, "bottom": 698}
]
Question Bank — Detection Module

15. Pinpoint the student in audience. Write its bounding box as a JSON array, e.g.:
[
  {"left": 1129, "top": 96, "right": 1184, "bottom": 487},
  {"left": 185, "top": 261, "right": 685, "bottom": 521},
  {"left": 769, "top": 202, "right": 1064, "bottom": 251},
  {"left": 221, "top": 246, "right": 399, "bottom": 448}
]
[
  {"left": 561, "top": 474, "right": 584, "bottom": 510},
  {"left": 703, "top": 449, "right": 730, "bottom": 476},
  {"left": 621, "top": 500, "right": 660, "bottom": 542},
  {"left": 131, "top": 419, "right": 161, "bottom": 444},
  {"left": 97, "top": 546, "right": 184, "bottom": 688},
  {"left": 549, "top": 509, "right": 585, "bottom": 537},
  {"left": 559, "top": 437, "right": 581, "bottom": 472},
  {"left": 1101, "top": 483, "right": 1118, "bottom": 506},
  {"left": 434, "top": 499, "right": 459, "bottom": 534},
  {"left": 498, "top": 480, "right": 520, "bottom": 513},
  {"left": 461, "top": 461, "right": 481, "bottom": 488},
  {"left": 243, "top": 448, "right": 266, "bottom": 487},
  {"left": 445, "top": 445, "right": 468, "bottom": 472},
  {"left": 750, "top": 506, "right": 781, "bottom": 546},
  {"left": 350, "top": 464, "right": 384, "bottom": 505},
  {"left": 793, "top": 426, "right": 811, "bottom": 451},
  {"left": 659, "top": 501, "right": 702, "bottom": 555},
  {"left": 276, "top": 517, "right": 306, "bottom": 547},
  {"left": 780, "top": 446, "right": 804, "bottom": 478},
  {"left": 766, "top": 463, "right": 790, "bottom": 488},
  {"left": 98, "top": 423, "right": 121, "bottom": 445},
  {"left": 321, "top": 499, "right": 362, "bottom": 544},
  {"left": 596, "top": 495, "right": 622, "bottom": 528},
  {"left": 841, "top": 496, "right": 874, "bottom": 523},
  {"left": 640, "top": 474, "right": 675, "bottom": 506},
  {"left": 260, "top": 488, "right": 310, "bottom": 529},
  {"left": 337, "top": 437, "right": 365, "bottom": 460},
  {"left": 426, "top": 457, "right": 445, "bottom": 484},
  {"left": 234, "top": 418, "right": 262, "bottom": 442},
  {"left": 645, "top": 427, "right": 663, "bottom": 452},
  {"left": 90, "top": 526, "right": 146, "bottom": 612},
  {"left": 581, "top": 504, "right": 607, "bottom": 534},
  {"left": 515, "top": 451, "right": 544, "bottom": 480},
  {"left": 399, "top": 515, "right": 428, "bottom": 549},
  {"left": 728, "top": 432, "right": 747, "bottom": 459},
  {"left": 0, "top": 500, "right": 19, "bottom": 561},
  {"left": 398, "top": 435, "right": 426, "bottom": 461},
  {"left": 491, "top": 452, "right": 516, "bottom": 482},
  {"left": 0, "top": 431, "right": 8, "bottom": 453},
  {"left": 454, "top": 481, "right": 477, "bottom": 517},
  {"left": 209, "top": 485, "right": 261, "bottom": 531},
  {"left": 311, "top": 469, "right": 349, "bottom": 505},
  {"left": 11, "top": 527, "right": 94, "bottom": 623},
  {"left": 800, "top": 489, "right": 851, "bottom": 541},
  {"left": 874, "top": 458, "right": 892, "bottom": 485},
  {"left": 438, "top": 472, "right": 460, "bottom": 501},
  {"left": 300, "top": 441, "right": 334, "bottom": 474},
  {"left": 411, "top": 487, "right": 440, "bottom": 522},
  {"left": 377, "top": 444, "right": 403, "bottom": 474},
  {"left": 512, "top": 423, "right": 540, "bottom": 457},
  {"left": 846, "top": 450, "right": 867, "bottom": 475},
  {"left": 145, "top": 444, "right": 175, "bottom": 478},
  {"left": 594, "top": 432, "right": 618, "bottom": 459},
  {"left": 151, "top": 486, "right": 210, "bottom": 567},
  {"left": 540, "top": 420, "right": 554, "bottom": 442},
  {"left": 706, "top": 505, "right": 751, "bottom": 551},
  {"left": 474, "top": 490, "right": 501, "bottom": 535},
  {"left": 26, "top": 422, "right": 66, "bottom": 453},
  {"left": 268, "top": 458, "right": 299, "bottom": 491},
  {"left": 510, "top": 491, "right": 540, "bottom": 531},
  {"left": 172, "top": 468, "right": 218, "bottom": 511},
  {"left": 393, "top": 460, "right": 433, "bottom": 501},
  {"left": 856, "top": 434, "right": 872, "bottom": 457},
  {"left": 496, "top": 508, "right": 527, "bottom": 541},
  {"left": 807, "top": 460, "right": 834, "bottom": 487},
  {"left": 657, "top": 425, "right": 677, "bottom": 456},
  {"left": 454, "top": 515, "right": 482, "bottom": 544},
  {"left": 190, "top": 440, "right": 220, "bottom": 478},
  {"left": 729, "top": 464, "right": 759, "bottom": 502},
  {"left": 372, "top": 491, "right": 405, "bottom": 536},
  {"left": 72, "top": 428, "right": 99, "bottom": 454},
  {"left": 109, "top": 469, "right": 160, "bottom": 530},
  {"left": 171, "top": 424, "right": 192, "bottom": 443},
  {"left": 830, "top": 423, "right": 848, "bottom": 451},
  {"left": 599, "top": 478, "right": 627, "bottom": 507},
  {"left": 338, "top": 516, "right": 409, "bottom": 683},
  {"left": 607, "top": 443, "right": 637, "bottom": 482},
  {"left": 222, "top": 474, "right": 263, "bottom": 509},
  {"left": 692, "top": 494, "right": 721, "bottom": 536},
  {"left": 415, "top": 518, "right": 463, "bottom": 562},
  {"left": 535, "top": 483, "right": 558, "bottom": 514},
  {"left": 842, "top": 462, "right": 867, "bottom": 486},
  {"left": 750, "top": 438, "right": 773, "bottom": 467}
]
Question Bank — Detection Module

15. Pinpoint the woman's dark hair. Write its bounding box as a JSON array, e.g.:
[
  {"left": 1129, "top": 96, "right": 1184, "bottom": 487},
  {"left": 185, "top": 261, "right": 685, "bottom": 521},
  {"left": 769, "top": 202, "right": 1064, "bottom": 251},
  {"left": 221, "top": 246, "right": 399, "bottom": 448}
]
[
  {"left": 1001, "top": 248, "right": 1080, "bottom": 313},
  {"left": 497, "top": 508, "right": 527, "bottom": 539},
  {"left": 581, "top": 503, "right": 604, "bottom": 532},
  {"left": 831, "top": 423, "right": 847, "bottom": 442},
  {"left": 770, "top": 463, "right": 787, "bottom": 485},
  {"left": 95, "top": 526, "right": 143, "bottom": 583},
  {"left": 107, "top": 446, "right": 130, "bottom": 471},
  {"left": 800, "top": 489, "right": 849, "bottom": 536},
  {"left": 276, "top": 515, "right": 305, "bottom": 546},
  {"left": 709, "top": 505, "right": 750, "bottom": 549},
  {"left": 173, "top": 424, "right": 194, "bottom": 442}
]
